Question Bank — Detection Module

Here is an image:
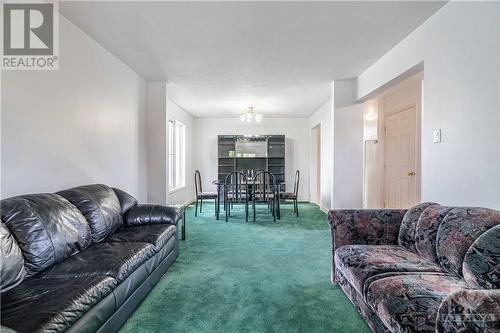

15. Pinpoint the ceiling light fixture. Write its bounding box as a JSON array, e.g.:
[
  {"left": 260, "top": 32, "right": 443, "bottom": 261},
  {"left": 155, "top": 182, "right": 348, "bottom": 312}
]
[
  {"left": 364, "top": 107, "right": 378, "bottom": 121},
  {"left": 240, "top": 106, "right": 263, "bottom": 123}
]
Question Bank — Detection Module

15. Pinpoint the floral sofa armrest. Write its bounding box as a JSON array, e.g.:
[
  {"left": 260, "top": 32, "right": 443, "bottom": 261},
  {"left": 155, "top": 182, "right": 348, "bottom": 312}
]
[
  {"left": 328, "top": 209, "right": 407, "bottom": 252},
  {"left": 437, "top": 289, "right": 500, "bottom": 332}
]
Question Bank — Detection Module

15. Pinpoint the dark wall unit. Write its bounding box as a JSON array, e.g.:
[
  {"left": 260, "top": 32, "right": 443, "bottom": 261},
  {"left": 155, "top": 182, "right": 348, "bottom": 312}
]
[
  {"left": 217, "top": 135, "right": 236, "bottom": 182},
  {"left": 267, "top": 135, "right": 285, "bottom": 185},
  {"left": 217, "top": 135, "right": 285, "bottom": 186}
]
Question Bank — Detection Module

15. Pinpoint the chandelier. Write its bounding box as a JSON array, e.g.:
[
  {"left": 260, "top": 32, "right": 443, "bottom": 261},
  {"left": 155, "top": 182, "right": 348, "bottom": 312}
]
[{"left": 240, "top": 106, "right": 263, "bottom": 123}]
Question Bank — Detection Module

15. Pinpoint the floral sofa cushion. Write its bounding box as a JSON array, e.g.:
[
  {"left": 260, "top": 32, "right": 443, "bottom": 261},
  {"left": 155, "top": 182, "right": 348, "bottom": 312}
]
[
  {"left": 436, "top": 207, "right": 500, "bottom": 278},
  {"left": 436, "top": 289, "right": 500, "bottom": 332},
  {"left": 366, "top": 273, "right": 469, "bottom": 333},
  {"left": 335, "top": 245, "right": 442, "bottom": 297},
  {"left": 414, "top": 205, "right": 453, "bottom": 264},
  {"left": 398, "top": 202, "right": 438, "bottom": 252},
  {"left": 462, "top": 224, "right": 500, "bottom": 289}
]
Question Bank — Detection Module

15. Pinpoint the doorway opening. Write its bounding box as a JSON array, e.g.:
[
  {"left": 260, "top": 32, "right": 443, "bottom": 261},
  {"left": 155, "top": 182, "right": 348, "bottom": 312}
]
[
  {"left": 310, "top": 125, "right": 321, "bottom": 205},
  {"left": 363, "top": 71, "right": 423, "bottom": 209}
]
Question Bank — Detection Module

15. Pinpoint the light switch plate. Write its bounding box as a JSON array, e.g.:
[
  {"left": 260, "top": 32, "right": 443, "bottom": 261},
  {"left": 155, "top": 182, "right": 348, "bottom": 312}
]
[{"left": 433, "top": 129, "right": 441, "bottom": 143}]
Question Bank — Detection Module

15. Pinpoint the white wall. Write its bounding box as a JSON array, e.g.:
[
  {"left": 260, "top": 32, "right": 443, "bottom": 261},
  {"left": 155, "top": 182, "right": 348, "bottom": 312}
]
[
  {"left": 194, "top": 117, "right": 310, "bottom": 201},
  {"left": 308, "top": 100, "right": 333, "bottom": 211},
  {"left": 308, "top": 80, "right": 363, "bottom": 211},
  {"left": 309, "top": 126, "right": 320, "bottom": 205},
  {"left": 357, "top": 1, "right": 500, "bottom": 209},
  {"left": 334, "top": 80, "right": 357, "bottom": 109},
  {"left": 333, "top": 104, "right": 364, "bottom": 208},
  {"left": 167, "top": 99, "right": 195, "bottom": 206},
  {"left": 1, "top": 15, "right": 148, "bottom": 201},
  {"left": 145, "top": 82, "right": 167, "bottom": 204}
]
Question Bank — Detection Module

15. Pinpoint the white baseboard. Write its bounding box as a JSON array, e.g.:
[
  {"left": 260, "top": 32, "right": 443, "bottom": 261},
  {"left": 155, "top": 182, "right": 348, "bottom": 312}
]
[
  {"left": 319, "top": 205, "right": 329, "bottom": 213},
  {"left": 180, "top": 198, "right": 195, "bottom": 208},
  {"left": 308, "top": 202, "right": 330, "bottom": 213},
  {"left": 184, "top": 199, "right": 331, "bottom": 213}
]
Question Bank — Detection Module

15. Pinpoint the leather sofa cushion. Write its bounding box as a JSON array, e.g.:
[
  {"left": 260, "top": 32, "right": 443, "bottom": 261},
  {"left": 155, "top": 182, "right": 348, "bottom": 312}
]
[
  {"left": 414, "top": 205, "right": 453, "bottom": 264},
  {"left": 463, "top": 224, "right": 500, "bottom": 289},
  {"left": 124, "top": 204, "right": 183, "bottom": 227},
  {"left": 106, "top": 224, "right": 177, "bottom": 251},
  {"left": 112, "top": 187, "right": 138, "bottom": 215},
  {"left": 1, "top": 275, "right": 117, "bottom": 333},
  {"left": 436, "top": 207, "right": 500, "bottom": 278},
  {"left": 366, "top": 273, "right": 469, "bottom": 333},
  {"left": 335, "top": 245, "right": 442, "bottom": 297},
  {"left": 0, "top": 223, "right": 26, "bottom": 292},
  {"left": 57, "top": 184, "right": 123, "bottom": 243},
  {"left": 1, "top": 194, "right": 91, "bottom": 276},
  {"left": 397, "top": 202, "right": 438, "bottom": 252},
  {"left": 38, "top": 242, "right": 155, "bottom": 283}
]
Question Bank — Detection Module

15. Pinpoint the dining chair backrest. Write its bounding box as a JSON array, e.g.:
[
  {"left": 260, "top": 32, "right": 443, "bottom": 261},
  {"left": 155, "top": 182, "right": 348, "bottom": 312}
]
[
  {"left": 253, "top": 170, "right": 277, "bottom": 202},
  {"left": 225, "top": 171, "right": 248, "bottom": 202},
  {"left": 293, "top": 170, "right": 300, "bottom": 195},
  {"left": 194, "top": 170, "right": 202, "bottom": 196}
]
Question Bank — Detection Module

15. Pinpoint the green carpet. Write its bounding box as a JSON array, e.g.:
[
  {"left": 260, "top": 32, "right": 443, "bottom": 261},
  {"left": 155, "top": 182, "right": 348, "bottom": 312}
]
[{"left": 120, "top": 202, "right": 370, "bottom": 333}]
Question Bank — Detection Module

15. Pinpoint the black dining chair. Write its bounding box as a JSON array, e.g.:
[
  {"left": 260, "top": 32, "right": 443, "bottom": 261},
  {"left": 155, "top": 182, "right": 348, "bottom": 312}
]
[
  {"left": 280, "top": 170, "right": 300, "bottom": 217},
  {"left": 224, "top": 171, "right": 249, "bottom": 222},
  {"left": 252, "top": 170, "right": 279, "bottom": 222},
  {"left": 194, "top": 170, "right": 218, "bottom": 217}
]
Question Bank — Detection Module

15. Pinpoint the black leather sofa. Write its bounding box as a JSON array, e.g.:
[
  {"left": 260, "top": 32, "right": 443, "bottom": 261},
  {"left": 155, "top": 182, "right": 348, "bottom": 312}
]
[{"left": 0, "top": 184, "right": 184, "bottom": 333}]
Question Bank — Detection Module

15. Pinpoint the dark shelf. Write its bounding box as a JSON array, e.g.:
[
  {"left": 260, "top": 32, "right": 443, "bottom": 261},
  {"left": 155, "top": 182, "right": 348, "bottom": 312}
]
[
  {"left": 235, "top": 156, "right": 267, "bottom": 159},
  {"left": 218, "top": 135, "right": 285, "bottom": 190}
]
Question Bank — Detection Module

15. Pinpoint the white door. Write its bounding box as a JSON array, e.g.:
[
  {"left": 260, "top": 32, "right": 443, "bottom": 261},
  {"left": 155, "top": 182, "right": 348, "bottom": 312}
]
[{"left": 384, "top": 107, "right": 417, "bottom": 208}]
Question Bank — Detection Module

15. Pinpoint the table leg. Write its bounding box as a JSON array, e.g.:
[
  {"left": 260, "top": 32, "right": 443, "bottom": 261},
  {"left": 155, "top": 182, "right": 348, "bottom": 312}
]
[
  {"left": 277, "top": 188, "right": 281, "bottom": 219},
  {"left": 216, "top": 184, "right": 221, "bottom": 220},
  {"left": 181, "top": 210, "right": 186, "bottom": 240}
]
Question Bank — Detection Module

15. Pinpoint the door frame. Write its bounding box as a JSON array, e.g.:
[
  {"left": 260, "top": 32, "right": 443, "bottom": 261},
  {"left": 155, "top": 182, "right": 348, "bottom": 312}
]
[{"left": 382, "top": 103, "right": 421, "bottom": 208}]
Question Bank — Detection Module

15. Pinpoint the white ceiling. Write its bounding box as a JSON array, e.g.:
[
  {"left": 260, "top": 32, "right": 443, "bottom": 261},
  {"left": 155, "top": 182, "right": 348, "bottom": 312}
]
[{"left": 60, "top": 1, "right": 445, "bottom": 117}]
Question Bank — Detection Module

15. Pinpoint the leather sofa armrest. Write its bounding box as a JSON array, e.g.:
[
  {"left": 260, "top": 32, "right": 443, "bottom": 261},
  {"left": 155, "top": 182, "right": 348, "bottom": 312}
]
[
  {"left": 123, "top": 204, "right": 184, "bottom": 227},
  {"left": 328, "top": 209, "right": 407, "bottom": 251},
  {"left": 437, "top": 289, "right": 500, "bottom": 332}
]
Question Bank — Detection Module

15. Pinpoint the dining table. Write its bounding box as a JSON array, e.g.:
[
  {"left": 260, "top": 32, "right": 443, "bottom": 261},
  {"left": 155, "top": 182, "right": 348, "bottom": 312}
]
[{"left": 211, "top": 179, "right": 285, "bottom": 220}]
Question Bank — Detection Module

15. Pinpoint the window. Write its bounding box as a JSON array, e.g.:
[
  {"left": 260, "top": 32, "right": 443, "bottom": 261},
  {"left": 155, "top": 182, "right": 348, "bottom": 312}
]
[{"left": 168, "top": 119, "right": 185, "bottom": 191}]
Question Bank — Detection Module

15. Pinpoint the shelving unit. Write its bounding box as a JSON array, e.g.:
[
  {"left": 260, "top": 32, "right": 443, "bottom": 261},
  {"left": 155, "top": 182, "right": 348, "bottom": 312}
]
[
  {"left": 217, "top": 136, "right": 236, "bottom": 182},
  {"left": 217, "top": 135, "right": 285, "bottom": 188},
  {"left": 267, "top": 135, "right": 285, "bottom": 185}
]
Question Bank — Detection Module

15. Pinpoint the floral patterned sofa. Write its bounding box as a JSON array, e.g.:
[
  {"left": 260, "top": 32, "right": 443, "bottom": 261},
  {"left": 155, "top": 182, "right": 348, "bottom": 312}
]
[{"left": 328, "top": 203, "right": 500, "bottom": 332}]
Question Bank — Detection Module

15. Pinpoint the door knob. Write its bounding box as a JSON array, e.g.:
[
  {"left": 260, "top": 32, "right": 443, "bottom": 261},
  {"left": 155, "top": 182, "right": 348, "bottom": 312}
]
[{"left": 408, "top": 171, "right": 416, "bottom": 176}]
